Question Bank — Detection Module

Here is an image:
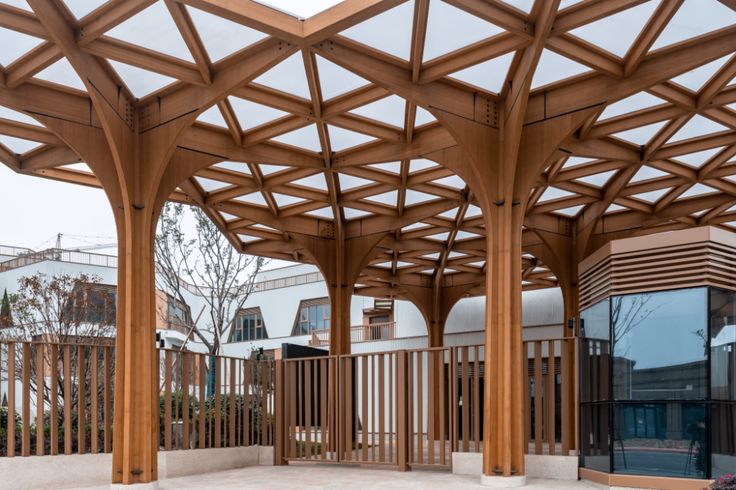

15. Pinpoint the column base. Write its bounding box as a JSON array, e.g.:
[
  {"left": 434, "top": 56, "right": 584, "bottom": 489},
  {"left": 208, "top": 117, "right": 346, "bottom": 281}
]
[
  {"left": 110, "top": 482, "right": 159, "bottom": 490},
  {"left": 480, "top": 474, "right": 527, "bottom": 487}
]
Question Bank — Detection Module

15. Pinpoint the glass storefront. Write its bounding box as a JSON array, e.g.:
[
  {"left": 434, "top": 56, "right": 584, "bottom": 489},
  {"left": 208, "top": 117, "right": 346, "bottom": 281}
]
[{"left": 580, "top": 287, "right": 736, "bottom": 479}]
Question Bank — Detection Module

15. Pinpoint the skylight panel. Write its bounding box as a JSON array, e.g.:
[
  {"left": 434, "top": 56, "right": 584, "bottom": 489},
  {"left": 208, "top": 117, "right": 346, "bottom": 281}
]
[
  {"left": 365, "top": 190, "right": 398, "bottom": 205},
  {"left": 315, "top": 55, "right": 370, "bottom": 100},
  {"left": 500, "top": 1, "right": 532, "bottom": 13},
  {"left": 2, "top": 1, "right": 31, "bottom": 11},
  {"left": 344, "top": 207, "right": 372, "bottom": 220},
  {"left": 631, "top": 188, "right": 670, "bottom": 203},
  {"left": 62, "top": 0, "right": 107, "bottom": 20},
  {"left": 253, "top": 53, "right": 311, "bottom": 99},
  {"left": 107, "top": 2, "right": 193, "bottom": 62},
  {"left": 671, "top": 55, "right": 733, "bottom": 92},
  {"left": 196, "top": 105, "right": 228, "bottom": 128},
  {"left": 0, "top": 27, "right": 43, "bottom": 67},
  {"left": 538, "top": 186, "right": 575, "bottom": 202},
  {"left": 0, "top": 106, "right": 41, "bottom": 126},
  {"left": 254, "top": 0, "right": 342, "bottom": 19},
  {"left": 350, "top": 95, "right": 406, "bottom": 128},
  {"left": 271, "top": 192, "right": 305, "bottom": 207},
  {"left": 465, "top": 204, "right": 483, "bottom": 218},
  {"left": 427, "top": 232, "right": 450, "bottom": 241},
  {"left": 61, "top": 162, "right": 92, "bottom": 172},
  {"left": 0, "top": 134, "right": 41, "bottom": 154},
  {"left": 369, "top": 162, "right": 402, "bottom": 174},
  {"left": 229, "top": 97, "right": 289, "bottom": 131},
  {"left": 271, "top": 124, "right": 322, "bottom": 152},
  {"left": 576, "top": 170, "right": 616, "bottom": 188},
  {"left": 415, "top": 106, "right": 437, "bottom": 126},
  {"left": 237, "top": 234, "right": 261, "bottom": 243},
  {"left": 235, "top": 192, "right": 268, "bottom": 207},
  {"left": 402, "top": 221, "right": 429, "bottom": 232},
  {"left": 569, "top": 1, "right": 658, "bottom": 57},
  {"left": 432, "top": 175, "right": 466, "bottom": 189},
  {"left": 423, "top": 252, "right": 441, "bottom": 260},
  {"left": 292, "top": 173, "right": 328, "bottom": 191},
  {"left": 605, "top": 203, "right": 627, "bottom": 214},
  {"left": 562, "top": 156, "right": 597, "bottom": 169},
  {"left": 612, "top": 120, "right": 668, "bottom": 145},
  {"left": 186, "top": 6, "right": 267, "bottom": 62},
  {"left": 438, "top": 207, "right": 459, "bottom": 220},
  {"left": 258, "top": 164, "right": 288, "bottom": 176},
  {"left": 35, "top": 58, "right": 86, "bottom": 91},
  {"left": 423, "top": 0, "right": 504, "bottom": 62},
  {"left": 214, "top": 161, "right": 251, "bottom": 174},
  {"left": 598, "top": 92, "right": 666, "bottom": 121},
  {"left": 338, "top": 173, "right": 374, "bottom": 190},
  {"left": 108, "top": 60, "right": 176, "bottom": 98},
  {"left": 306, "top": 207, "right": 335, "bottom": 220},
  {"left": 554, "top": 205, "right": 585, "bottom": 217},
  {"left": 668, "top": 115, "right": 729, "bottom": 143},
  {"left": 630, "top": 166, "right": 668, "bottom": 183},
  {"left": 328, "top": 125, "right": 375, "bottom": 152},
  {"left": 194, "top": 176, "right": 229, "bottom": 192},
  {"left": 405, "top": 189, "right": 439, "bottom": 205},
  {"left": 678, "top": 183, "right": 718, "bottom": 199},
  {"left": 410, "top": 159, "right": 438, "bottom": 173},
  {"left": 531, "top": 49, "right": 589, "bottom": 90},
  {"left": 449, "top": 52, "right": 514, "bottom": 94},
  {"left": 341, "top": 1, "right": 414, "bottom": 60},
  {"left": 650, "top": 0, "right": 736, "bottom": 52},
  {"left": 673, "top": 147, "right": 725, "bottom": 168},
  {"left": 219, "top": 211, "right": 238, "bottom": 221}
]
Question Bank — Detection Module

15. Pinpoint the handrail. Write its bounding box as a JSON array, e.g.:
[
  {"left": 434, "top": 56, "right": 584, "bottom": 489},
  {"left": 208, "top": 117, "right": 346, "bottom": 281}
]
[
  {"left": 307, "top": 322, "right": 397, "bottom": 346},
  {"left": 0, "top": 248, "right": 118, "bottom": 272}
]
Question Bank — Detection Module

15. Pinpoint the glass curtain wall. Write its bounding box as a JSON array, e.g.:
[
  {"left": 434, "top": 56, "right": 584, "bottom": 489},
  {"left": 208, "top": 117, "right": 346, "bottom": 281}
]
[{"left": 580, "top": 287, "right": 736, "bottom": 479}]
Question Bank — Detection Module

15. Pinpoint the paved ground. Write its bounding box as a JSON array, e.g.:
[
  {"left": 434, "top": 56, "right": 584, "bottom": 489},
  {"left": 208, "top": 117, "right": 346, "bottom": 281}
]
[{"left": 77, "top": 465, "right": 603, "bottom": 489}]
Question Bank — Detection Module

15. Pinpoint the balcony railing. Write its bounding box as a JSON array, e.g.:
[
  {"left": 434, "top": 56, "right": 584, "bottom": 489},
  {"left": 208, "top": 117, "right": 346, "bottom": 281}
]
[
  {"left": 0, "top": 248, "right": 118, "bottom": 272},
  {"left": 307, "top": 322, "right": 397, "bottom": 347}
]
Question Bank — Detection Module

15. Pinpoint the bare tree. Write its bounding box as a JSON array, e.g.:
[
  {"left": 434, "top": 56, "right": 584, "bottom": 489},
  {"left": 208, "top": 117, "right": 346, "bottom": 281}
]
[{"left": 154, "top": 203, "right": 265, "bottom": 357}]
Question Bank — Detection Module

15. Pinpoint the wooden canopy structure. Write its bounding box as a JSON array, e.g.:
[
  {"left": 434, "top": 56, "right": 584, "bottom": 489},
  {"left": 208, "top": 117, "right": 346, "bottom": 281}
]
[{"left": 1, "top": 0, "right": 735, "bottom": 485}]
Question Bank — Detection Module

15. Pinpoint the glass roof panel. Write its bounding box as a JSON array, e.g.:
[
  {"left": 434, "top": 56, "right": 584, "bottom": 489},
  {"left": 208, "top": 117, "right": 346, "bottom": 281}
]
[
  {"left": 305, "top": 207, "right": 335, "bottom": 220},
  {"left": 107, "top": 2, "right": 193, "bottom": 62},
  {"left": 350, "top": 95, "right": 406, "bottom": 128},
  {"left": 341, "top": 1, "right": 414, "bottom": 61},
  {"left": 562, "top": 156, "right": 597, "bottom": 168},
  {"left": 438, "top": 207, "right": 458, "bottom": 220},
  {"left": 500, "top": 0, "right": 532, "bottom": 14},
  {"left": 214, "top": 161, "right": 251, "bottom": 174},
  {"left": 369, "top": 162, "right": 402, "bottom": 174},
  {"left": 259, "top": 164, "right": 288, "bottom": 176},
  {"left": 426, "top": 231, "right": 450, "bottom": 241},
  {"left": 316, "top": 55, "right": 370, "bottom": 100},
  {"left": 423, "top": 0, "right": 504, "bottom": 62},
  {"left": 292, "top": 173, "right": 328, "bottom": 191},
  {"left": 612, "top": 120, "right": 668, "bottom": 145},
  {"left": 570, "top": 1, "right": 659, "bottom": 57},
  {"left": 415, "top": 106, "right": 437, "bottom": 126},
  {"left": 630, "top": 165, "right": 668, "bottom": 183},
  {"left": 328, "top": 125, "right": 375, "bottom": 151},
  {"left": 229, "top": 97, "right": 289, "bottom": 130},
  {"left": 433, "top": 175, "right": 466, "bottom": 189},
  {"left": 449, "top": 52, "right": 514, "bottom": 94},
  {"left": 410, "top": 159, "right": 438, "bottom": 172},
  {"left": 344, "top": 207, "right": 372, "bottom": 219},
  {"left": 235, "top": 192, "right": 268, "bottom": 207},
  {"left": 605, "top": 203, "right": 627, "bottom": 214},
  {"left": 672, "top": 146, "right": 725, "bottom": 168},
  {"left": 61, "top": 162, "right": 92, "bottom": 172},
  {"left": 109, "top": 60, "right": 176, "bottom": 98},
  {"left": 553, "top": 205, "right": 585, "bottom": 217},
  {"left": 271, "top": 124, "right": 322, "bottom": 152},
  {"left": 679, "top": 183, "right": 718, "bottom": 199},
  {"left": 651, "top": 0, "right": 736, "bottom": 52},
  {"left": 402, "top": 221, "right": 429, "bottom": 232},
  {"left": 531, "top": 49, "right": 590, "bottom": 90},
  {"left": 194, "top": 176, "right": 229, "bottom": 192},
  {"left": 0, "top": 106, "right": 42, "bottom": 126},
  {"left": 0, "top": 27, "right": 43, "bottom": 67},
  {"left": 667, "top": 115, "right": 728, "bottom": 143},
  {"left": 62, "top": 0, "right": 108, "bottom": 20},
  {"left": 186, "top": 6, "right": 267, "bottom": 62},
  {"left": 538, "top": 186, "right": 575, "bottom": 202},
  {"left": 671, "top": 55, "right": 732, "bottom": 91},
  {"left": 405, "top": 189, "right": 439, "bottom": 205},
  {"left": 576, "top": 170, "right": 616, "bottom": 187},
  {"left": 631, "top": 188, "right": 670, "bottom": 203},
  {"left": 365, "top": 190, "right": 398, "bottom": 205},
  {"left": 237, "top": 234, "right": 262, "bottom": 243},
  {"left": 35, "top": 58, "right": 86, "bottom": 91},
  {"left": 598, "top": 91, "right": 665, "bottom": 120},
  {"left": 339, "top": 173, "right": 374, "bottom": 190},
  {"left": 253, "top": 52, "right": 310, "bottom": 99},
  {"left": 196, "top": 105, "right": 228, "bottom": 128},
  {"left": 271, "top": 192, "right": 305, "bottom": 207},
  {"left": 254, "top": 0, "right": 343, "bottom": 19},
  {"left": 0, "top": 134, "right": 41, "bottom": 154},
  {"left": 2, "top": 0, "right": 31, "bottom": 11},
  {"left": 465, "top": 204, "right": 483, "bottom": 218}
]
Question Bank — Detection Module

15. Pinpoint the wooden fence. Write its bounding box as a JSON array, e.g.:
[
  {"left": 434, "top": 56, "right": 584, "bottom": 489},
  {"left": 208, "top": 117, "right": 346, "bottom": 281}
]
[
  {"left": 276, "top": 339, "right": 575, "bottom": 470},
  {"left": 0, "top": 341, "right": 274, "bottom": 458}
]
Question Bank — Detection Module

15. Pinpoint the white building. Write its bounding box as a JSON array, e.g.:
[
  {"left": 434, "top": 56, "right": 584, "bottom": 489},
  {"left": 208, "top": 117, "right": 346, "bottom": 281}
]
[{"left": 0, "top": 245, "right": 565, "bottom": 357}]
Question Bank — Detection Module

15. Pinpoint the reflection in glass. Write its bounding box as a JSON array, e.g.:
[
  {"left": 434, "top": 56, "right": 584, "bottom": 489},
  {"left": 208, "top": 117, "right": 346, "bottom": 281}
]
[
  {"left": 612, "top": 288, "right": 708, "bottom": 401},
  {"left": 613, "top": 403, "right": 707, "bottom": 479},
  {"left": 711, "top": 403, "right": 736, "bottom": 478},
  {"left": 711, "top": 288, "right": 736, "bottom": 401},
  {"left": 580, "top": 403, "right": 610, "bottom": 473},
  {"left": 581, "top": 299, "right": 611, "bottom": 403}
]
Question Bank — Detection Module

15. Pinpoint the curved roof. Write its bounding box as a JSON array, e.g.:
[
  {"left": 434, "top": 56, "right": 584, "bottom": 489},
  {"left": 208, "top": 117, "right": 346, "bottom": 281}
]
[{"left": 1, "top": 0, "right": 735, "bottom": 300}]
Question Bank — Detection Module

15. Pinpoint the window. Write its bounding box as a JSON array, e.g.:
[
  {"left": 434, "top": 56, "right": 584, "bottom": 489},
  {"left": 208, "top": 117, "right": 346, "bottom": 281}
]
[
  {"left": 230, "top": 307, "right": 267, "bottom": 342},
  {"left": 166, "top": 295, "right": 190, "bottom": 332},
  {"left": 69, "top": 283, "right": 117, "bottom": 325},
  {"left": 292, "top": 298, "right": 330, "bottom": 336}
]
